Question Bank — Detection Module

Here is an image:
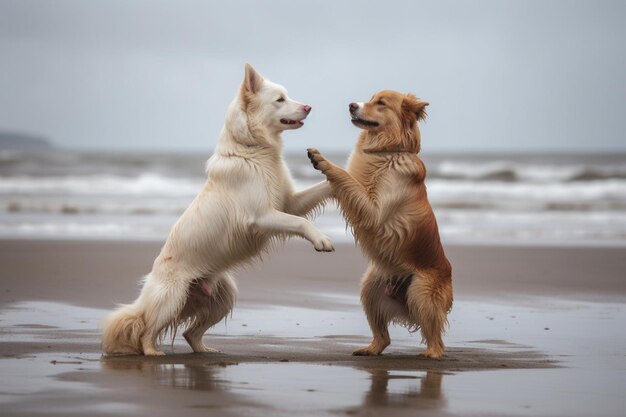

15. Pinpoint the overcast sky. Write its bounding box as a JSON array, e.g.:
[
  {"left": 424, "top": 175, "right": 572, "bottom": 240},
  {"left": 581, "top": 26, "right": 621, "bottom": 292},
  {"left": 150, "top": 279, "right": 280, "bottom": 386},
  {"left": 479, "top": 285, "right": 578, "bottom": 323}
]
[{"left": 0, "top": 0, "right": 625, "bottom": 153}]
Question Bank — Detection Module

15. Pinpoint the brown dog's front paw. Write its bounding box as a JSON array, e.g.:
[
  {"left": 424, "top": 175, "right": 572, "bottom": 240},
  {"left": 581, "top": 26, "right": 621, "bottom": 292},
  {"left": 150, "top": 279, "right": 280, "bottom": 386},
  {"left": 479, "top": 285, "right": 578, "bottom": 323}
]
[
  {"left": 306, "top": 147, "right": 319, "bottom": 160},
  {"left": 420, "top": 349, "right": 444, "bottom": 360},
  {"left": 307, "top": 147, "right": 331, "bottom": 174}
]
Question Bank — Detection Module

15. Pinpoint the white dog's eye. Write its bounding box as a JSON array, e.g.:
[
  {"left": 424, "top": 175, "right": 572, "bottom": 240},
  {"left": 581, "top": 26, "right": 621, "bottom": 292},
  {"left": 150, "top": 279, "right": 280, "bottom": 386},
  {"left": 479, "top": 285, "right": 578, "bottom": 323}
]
[{"left": 276, "top": 97, "right": 285, "bottom": 103}]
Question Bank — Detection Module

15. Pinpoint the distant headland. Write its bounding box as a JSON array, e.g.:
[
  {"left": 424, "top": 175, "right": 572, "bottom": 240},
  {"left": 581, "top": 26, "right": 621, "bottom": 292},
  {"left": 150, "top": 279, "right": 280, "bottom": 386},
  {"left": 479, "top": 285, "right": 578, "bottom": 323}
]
[{"left": 0, "top": 131, "right": 54, "bottom": 150}]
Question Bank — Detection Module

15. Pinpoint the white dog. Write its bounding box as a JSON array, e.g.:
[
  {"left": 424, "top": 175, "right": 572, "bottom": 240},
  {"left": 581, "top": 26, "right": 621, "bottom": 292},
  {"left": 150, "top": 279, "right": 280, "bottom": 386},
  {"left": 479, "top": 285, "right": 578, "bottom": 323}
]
[{"left": 102, "top": 64, "right": 334, "bottom": 356}]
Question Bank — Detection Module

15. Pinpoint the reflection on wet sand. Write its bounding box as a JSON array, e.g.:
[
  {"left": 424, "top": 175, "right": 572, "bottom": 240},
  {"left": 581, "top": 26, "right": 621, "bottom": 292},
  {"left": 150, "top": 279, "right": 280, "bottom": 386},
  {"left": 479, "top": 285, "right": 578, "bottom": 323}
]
[
  {"left": 361, "top": 369, "right": 446, "bottom": 410},
  {"left": 103, "top": 359, "right": 227, "bottom": 392},
  {"left": 102, "top": 357, "right": 448, "bottom": 414}
]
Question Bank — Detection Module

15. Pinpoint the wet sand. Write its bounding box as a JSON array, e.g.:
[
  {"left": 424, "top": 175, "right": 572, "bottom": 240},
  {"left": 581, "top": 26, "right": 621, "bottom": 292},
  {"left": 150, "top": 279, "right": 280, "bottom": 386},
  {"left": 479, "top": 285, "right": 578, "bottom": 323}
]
[{"left": 1, "top": 239, "right": 625, "bottom": 416}]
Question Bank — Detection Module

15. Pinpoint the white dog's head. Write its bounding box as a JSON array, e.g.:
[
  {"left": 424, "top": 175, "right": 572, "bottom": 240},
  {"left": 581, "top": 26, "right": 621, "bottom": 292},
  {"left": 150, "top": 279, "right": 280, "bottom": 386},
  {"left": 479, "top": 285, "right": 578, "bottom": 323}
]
[{"left": 240, "top": 64, "right": 311, "bottom": 134}]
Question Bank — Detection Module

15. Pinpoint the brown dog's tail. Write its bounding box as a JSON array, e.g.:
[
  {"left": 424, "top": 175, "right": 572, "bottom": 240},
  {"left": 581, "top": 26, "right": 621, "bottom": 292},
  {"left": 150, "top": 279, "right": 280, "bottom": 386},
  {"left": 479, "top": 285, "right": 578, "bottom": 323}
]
[{"left": 101, "top": 303, "right": 145, "bottom": 355}]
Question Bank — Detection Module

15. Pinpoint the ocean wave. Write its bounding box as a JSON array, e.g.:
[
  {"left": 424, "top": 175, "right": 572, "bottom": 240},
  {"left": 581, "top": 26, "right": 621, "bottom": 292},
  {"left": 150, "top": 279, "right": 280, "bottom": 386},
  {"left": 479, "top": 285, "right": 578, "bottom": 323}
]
[
  {"left": 0, "top": 174, "right": 203, "bottom": 196},
  {"left": 430, "top": 161, "right": 626, "bottom": 182},
  {"left": 2, "top": 197, "right": 191, "bottom": 216},
  {"left": 2, "top": 209, "right": 625, "bottom": 243},
  {"left": 290, "top": 158, "right": 626, "bottom": 183},
  {"left": 0, "top": 221, "right": 151, "bottom": 237},
  {"left": 436, "top": 209, "right": 626, "bottom": 242},
  {"left": 3, "top": 150, "right": 626, "bottom": 244},
  {"left": 426, "top": 179, "right": 626, "bottom": 210},
  {"left": 2, "top": 177, "right": 626, "bottom": 215}
]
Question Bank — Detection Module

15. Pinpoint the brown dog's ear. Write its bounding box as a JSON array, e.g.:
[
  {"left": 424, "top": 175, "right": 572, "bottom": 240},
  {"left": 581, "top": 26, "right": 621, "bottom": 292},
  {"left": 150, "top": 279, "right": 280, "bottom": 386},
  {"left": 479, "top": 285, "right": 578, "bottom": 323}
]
[
  {"left": 402, "top": 94, "right": 429, "bottom": 122},
  {"left": 243, "top": 63, "right": 264, "bottom": 94}
]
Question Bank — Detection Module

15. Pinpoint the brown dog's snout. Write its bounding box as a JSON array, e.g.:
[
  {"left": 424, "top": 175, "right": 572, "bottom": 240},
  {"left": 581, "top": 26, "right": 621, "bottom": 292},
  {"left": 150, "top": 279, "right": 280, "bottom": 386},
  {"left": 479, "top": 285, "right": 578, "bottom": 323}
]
[{"left": 349, "top": 103, "right": 358, "bottom": 114}]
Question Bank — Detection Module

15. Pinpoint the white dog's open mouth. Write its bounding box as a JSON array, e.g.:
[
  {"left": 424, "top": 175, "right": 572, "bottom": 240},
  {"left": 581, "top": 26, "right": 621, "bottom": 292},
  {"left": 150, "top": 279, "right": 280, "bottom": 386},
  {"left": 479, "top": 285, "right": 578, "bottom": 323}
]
[
  {"left": 280, "top": 118, "right": 304, "bottom": 126},
  {"left": 351, "top": 116, "right": 379, "bottom": 127}
]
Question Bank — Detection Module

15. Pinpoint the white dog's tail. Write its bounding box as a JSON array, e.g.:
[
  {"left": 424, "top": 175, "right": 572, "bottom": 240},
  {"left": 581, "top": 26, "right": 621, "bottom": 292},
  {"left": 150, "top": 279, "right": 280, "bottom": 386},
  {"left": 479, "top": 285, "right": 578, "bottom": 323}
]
[{"left": 102, "top": 302, "right": 145, "bottom": 355}]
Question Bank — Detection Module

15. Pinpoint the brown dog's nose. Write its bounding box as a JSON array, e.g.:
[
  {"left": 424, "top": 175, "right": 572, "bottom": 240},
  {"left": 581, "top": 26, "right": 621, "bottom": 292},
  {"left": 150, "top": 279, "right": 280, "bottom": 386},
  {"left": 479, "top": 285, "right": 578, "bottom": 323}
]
[
  {"left": 349, "top": 103, "right": 358, "bottom": 114},
  {"left": 303, "top": 105, "right": 312, "bottom": 114}
]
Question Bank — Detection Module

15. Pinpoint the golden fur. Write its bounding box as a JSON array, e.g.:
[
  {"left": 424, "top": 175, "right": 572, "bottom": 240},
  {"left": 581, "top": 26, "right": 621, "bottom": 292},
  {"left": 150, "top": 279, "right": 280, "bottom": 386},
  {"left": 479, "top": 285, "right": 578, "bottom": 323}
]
[{"left": 308, "top": 90, "right": 452, "bottom": 358}]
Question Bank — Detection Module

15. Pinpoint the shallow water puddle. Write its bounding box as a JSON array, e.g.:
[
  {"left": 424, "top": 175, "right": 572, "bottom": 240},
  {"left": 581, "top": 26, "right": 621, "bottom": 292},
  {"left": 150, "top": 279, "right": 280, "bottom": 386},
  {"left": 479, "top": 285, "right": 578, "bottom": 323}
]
[{"left": 92, "top": 361, "right": 624, "bottom": 417}]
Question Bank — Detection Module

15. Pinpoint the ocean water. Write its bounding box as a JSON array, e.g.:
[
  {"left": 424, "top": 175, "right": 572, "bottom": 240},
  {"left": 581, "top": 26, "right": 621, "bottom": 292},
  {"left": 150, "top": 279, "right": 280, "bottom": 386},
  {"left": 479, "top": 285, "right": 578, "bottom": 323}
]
[{"left": 1, "top": 149, "right": 625, "bottom": 246}]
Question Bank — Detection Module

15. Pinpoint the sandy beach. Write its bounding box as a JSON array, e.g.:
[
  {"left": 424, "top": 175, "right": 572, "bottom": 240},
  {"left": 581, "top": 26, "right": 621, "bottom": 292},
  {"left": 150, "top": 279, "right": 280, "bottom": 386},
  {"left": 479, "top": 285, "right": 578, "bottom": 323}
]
[{"left": 1, "top": 238, "right": 625, "bottom": 416}]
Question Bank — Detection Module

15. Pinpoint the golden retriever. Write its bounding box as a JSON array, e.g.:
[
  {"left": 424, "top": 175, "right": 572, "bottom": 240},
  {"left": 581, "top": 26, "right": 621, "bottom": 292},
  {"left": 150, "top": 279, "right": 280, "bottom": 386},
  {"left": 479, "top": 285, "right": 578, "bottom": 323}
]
[{"left": 307, "top": 90, "right": 452, "bottom": 358}]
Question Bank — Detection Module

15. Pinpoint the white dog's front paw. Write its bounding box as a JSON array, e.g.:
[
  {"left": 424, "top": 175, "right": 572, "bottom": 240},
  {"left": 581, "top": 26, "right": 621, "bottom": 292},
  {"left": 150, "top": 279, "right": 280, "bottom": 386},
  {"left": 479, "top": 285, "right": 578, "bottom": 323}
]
[{"left": 313, "top": 234, "right": 335, "bottom": 252}]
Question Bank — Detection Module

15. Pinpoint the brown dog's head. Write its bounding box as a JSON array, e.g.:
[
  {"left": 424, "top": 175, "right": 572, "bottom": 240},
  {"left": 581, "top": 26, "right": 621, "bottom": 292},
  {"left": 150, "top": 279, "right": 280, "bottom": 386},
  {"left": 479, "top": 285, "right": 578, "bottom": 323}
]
[{"left": 349, "top": 90, "right": 428, "bottom": 153}]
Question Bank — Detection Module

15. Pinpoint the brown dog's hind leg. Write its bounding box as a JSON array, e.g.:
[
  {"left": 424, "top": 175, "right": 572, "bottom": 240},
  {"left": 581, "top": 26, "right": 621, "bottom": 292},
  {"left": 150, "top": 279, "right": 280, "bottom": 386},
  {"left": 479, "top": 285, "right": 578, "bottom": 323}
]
[
  {"left": 408, "top": 271, "right": 453, "bottom": 359},
  {"left": 353, "top": 315, "right": 390, "bottom": 356},
  {"left": 353, "top": 267, "right": 394, "bottom": 356}
]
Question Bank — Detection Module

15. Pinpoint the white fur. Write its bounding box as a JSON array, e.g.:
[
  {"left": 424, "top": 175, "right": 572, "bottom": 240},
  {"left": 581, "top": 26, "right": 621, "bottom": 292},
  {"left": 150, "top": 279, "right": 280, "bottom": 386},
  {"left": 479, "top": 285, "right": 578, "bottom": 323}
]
[{"left": 102, "top": 64, "right": 333, "bottom": 356}]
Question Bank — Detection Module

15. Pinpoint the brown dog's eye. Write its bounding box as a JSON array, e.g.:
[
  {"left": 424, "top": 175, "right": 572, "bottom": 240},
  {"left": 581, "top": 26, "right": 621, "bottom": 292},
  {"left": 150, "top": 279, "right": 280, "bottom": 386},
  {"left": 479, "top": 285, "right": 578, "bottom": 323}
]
[
  {"left": 377, "top": 99, "right": 385, "bottom": 106},
  {"left": 277, "top": 97, "right": 285, "bottom": 103}
]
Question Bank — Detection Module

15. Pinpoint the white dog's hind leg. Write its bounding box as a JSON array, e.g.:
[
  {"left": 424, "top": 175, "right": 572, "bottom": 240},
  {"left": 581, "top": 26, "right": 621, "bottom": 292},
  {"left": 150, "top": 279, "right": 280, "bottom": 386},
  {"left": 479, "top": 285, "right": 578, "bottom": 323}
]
[
  {"left": 138, "top": 273, "right": 190, "bottom": 356},
  {"left": 182, "top": 273, "right": 237, "bottom": 353},
  {"left": 254, "top": 210, "right": 335, "bottom": 252}
]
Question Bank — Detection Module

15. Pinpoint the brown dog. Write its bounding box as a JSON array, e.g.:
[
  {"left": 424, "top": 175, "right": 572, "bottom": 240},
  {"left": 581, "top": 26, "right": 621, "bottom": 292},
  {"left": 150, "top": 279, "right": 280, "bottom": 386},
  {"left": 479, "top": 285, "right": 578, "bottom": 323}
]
[{"left": 308, "top": 90, "right": 452, "bottom": 358}]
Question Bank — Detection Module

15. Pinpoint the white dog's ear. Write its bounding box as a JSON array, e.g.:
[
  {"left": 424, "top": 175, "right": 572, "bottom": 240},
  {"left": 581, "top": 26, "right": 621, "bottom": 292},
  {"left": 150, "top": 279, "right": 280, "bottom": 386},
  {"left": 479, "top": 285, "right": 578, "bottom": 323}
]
[{"left": 243, "top": 63, "right": 264, "bottom": 94}]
